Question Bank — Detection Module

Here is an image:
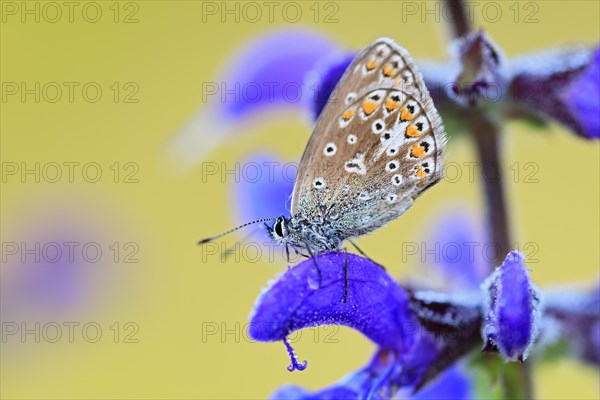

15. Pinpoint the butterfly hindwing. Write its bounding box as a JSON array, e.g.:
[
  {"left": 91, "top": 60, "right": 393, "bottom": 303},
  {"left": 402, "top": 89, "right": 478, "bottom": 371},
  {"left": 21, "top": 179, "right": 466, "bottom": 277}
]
[{"left": 291, "top": 38, "right": 446, "bottom": 237}]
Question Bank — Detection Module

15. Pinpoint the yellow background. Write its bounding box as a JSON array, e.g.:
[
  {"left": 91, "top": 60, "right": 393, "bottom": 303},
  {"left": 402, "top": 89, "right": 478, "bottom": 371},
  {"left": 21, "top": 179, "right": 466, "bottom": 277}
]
[{"left": 1, "top": 1, "right": 599, "bottom": 399}]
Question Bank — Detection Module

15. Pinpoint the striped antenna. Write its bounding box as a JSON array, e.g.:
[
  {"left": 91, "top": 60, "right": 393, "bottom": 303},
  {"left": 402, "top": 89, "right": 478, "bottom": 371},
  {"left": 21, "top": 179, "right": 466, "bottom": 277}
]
[{"left": 197, "top": 218, "right": 276, "bottom": 245}]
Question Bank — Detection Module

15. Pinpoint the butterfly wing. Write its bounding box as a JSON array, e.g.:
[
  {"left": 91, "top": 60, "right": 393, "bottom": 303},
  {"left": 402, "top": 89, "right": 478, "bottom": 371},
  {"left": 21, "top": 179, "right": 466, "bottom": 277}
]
[{"left": 291, "top": 38, "right": 446, "bottom": 237}]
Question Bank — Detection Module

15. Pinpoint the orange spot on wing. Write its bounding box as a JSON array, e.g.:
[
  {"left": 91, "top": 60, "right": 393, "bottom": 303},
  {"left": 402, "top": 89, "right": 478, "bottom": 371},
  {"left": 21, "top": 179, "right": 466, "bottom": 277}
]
[
  {"left": 406, "top": 124, "right": 420, "bottom": 137},
  {"left": 415, "top": 165, "right": 427, "bottom": 178},
  {"left": 411, "top": 144, "right": 426, "bottom": 158},
  {"left": 382, "top": 65, "right": 395, "bottom": 77},
  {"left": 342, "top": 109, "right": 355, "bottom": 121},
  {"left": 362, "top": 101, "right": 378, "bottom": 116},
  {"left": 417, "top": 179, "right": 426, "bottom": 187},
  {"left": 400, "top": 108, "right": 414, "bottom": 121},
  {"left": 366, "top": 60, "right": 378, "bottom": 70},
  {"left": 385, "top": 99, "right": 401, "bottom": 112}
]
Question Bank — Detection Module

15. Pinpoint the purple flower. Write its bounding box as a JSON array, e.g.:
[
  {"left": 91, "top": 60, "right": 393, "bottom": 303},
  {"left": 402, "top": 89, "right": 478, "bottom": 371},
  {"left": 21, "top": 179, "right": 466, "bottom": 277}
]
[
  {"left": 250, "top": 253, "right": 481, "bottom": 396},
  {"left": 510, "top": 45, "right": 600, "bottom": 140},
  {"left": 218, "top": 29, "right": 339, "bottom": 121},
  {"left": 249, "top": 253, "right": 420, "bottom": 354},
  {"left": 481, "top": 251, "right": 542, "bottom": 362},
  {"left": 305, "top": 52, "right": 356, "bottom": 120},
  {"left": 559, "top": 47, "right": 600, "bottom": 139},
  {"left": 167, "top": 29, "right": 339, "bottom": 169},
  {"left": 270, "top": 346, "right": 473, "bottom": 400},
  {"left": 412, "top": 365, "right": 472, "bottom": 400}
]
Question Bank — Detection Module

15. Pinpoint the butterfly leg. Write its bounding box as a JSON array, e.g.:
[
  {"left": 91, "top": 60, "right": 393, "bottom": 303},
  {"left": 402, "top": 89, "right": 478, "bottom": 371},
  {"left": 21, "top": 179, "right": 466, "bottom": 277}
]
[
  {"left": 291, "top": 246, "right": 310, "bottom": 259},
  {"left": 285, "top": 244, "right": 292, "bottom": 270},
  {"left": 303, "top": 242, "right": 323, "bottom": 288},
  {"left": 348, "top": 239, "right": 386, "bottom": 270}
]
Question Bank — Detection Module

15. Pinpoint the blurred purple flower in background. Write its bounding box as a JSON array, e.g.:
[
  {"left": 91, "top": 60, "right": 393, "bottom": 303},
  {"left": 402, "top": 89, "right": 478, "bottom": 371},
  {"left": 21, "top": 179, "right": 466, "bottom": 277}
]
[
  {"left": 416, "top": 206, "right": 489, "bottom": 292},
  {"left": 1, "top": 203, "right": 109, "bottom": 321},
  {"left": 510, "top": 45, "right": 600, "bottom": 139},
  {"left": 166, "top": 29, "right": 342, "bottom": 172}
]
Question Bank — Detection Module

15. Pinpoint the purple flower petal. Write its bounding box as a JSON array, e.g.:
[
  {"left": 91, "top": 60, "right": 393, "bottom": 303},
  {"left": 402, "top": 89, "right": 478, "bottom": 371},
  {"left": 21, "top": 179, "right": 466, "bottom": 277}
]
[
  {"left": 412, "top": 365, "right": 472, "bottom": 400},
  {"left": 230, "top": 153, "right": 295, "bottom": 229},
  {"left": 271, "top": 385, "right": 357, "bottom": 400},
  {"left": 270, "top": 350, "right": 397, "bottom": 399},
  {"left": 220, "top": 29, "right": 339, "bottom": 120},
  {"left": 509, "top": 44, "right": 599, "bottom": 139},
  {"left": 481, "top": 251, "right": 542, "bottom": 362},
  {"left": 560, "top": 46, "right": 600, "bottom": 139},
  {"left": 271, "top": 348, "right": 473, "bottom": 400},
  {"left": 249, "top": 253, "right": 420, "bottom": 358},
  {"left": 304, "top": 52, "right": 356, "bottom": 121}
]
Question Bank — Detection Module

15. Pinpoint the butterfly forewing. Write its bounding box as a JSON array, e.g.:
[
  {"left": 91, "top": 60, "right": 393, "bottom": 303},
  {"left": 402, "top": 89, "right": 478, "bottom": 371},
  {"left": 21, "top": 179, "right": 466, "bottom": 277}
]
[{"left": 291, "top": 38, "right": 446, "bottom": 237}]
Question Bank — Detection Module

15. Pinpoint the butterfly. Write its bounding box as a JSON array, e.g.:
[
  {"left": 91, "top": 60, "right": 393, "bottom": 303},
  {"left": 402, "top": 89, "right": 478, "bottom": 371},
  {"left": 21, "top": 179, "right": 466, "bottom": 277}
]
[
  {"left": 201, "top": 38, "right": 446, "bottom": 301},
  {"left": 268, "top": 38, "right": 446, "bottom": 257}
]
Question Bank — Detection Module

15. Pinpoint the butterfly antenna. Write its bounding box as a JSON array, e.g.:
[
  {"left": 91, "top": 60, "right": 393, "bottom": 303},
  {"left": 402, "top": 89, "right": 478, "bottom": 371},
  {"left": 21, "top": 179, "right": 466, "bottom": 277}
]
[{"left": 197, "top": 217, "right": 276, "bottom": 245}]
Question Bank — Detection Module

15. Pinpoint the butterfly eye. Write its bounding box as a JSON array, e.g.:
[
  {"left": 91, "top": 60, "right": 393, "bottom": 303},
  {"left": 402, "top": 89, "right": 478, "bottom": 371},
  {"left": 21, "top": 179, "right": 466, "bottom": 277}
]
[{"left": 274, "top": 219, "right": 284, "bottom": 237}]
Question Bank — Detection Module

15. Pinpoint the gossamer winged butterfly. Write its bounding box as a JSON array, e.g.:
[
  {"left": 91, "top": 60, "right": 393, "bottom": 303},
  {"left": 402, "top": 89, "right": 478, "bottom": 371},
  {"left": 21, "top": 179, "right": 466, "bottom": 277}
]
[{"left": 200, "top": 38, "right": 446, "bottom": 300}]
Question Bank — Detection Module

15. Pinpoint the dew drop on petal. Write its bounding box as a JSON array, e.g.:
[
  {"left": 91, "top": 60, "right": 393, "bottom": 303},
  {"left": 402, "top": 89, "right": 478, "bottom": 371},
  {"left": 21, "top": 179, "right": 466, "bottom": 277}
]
[{"left": 307, "top": 271, "right": 320, "bottom": 290}]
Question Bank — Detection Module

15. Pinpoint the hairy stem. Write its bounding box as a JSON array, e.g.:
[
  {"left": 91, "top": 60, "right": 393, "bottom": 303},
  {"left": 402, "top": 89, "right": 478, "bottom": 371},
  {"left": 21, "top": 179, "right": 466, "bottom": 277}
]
[
  {"left": 470, "top": 113, "right": 511, "bottom": 264},
  {"left": 442, "top": 0, "right": 534, "bottom": 398}
]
